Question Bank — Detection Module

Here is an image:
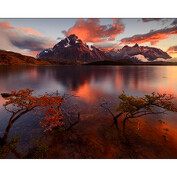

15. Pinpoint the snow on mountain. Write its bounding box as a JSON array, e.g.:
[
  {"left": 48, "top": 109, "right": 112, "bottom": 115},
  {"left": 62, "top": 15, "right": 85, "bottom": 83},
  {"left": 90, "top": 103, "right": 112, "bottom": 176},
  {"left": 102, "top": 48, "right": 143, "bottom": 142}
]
[
  {"left": 108, "top": 43, "right": 171, "bottom": 62},
  {"left": 37, "top": 34, "right": 113, "bottom": 62},
  {"left": 37, "top": 35, "right": 171, "bottom": 63}
]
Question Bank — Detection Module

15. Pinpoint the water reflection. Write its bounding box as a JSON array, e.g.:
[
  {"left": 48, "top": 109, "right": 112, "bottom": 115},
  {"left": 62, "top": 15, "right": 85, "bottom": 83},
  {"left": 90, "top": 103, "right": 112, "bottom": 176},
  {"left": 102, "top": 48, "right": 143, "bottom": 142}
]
[
  {"left": 0, "top": 65, "right": 177, "bottom": 104},
  {"left": 1, "top": 65, "right": 177, "bottom": 107},
  {"left": 0, "top": 65, "right": 177, "bottom": 154}
]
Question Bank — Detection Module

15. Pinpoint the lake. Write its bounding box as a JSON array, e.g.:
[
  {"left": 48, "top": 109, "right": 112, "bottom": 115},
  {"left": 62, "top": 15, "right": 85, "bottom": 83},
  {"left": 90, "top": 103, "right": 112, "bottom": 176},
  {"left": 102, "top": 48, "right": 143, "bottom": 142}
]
[{"left": 0, "top": 65, "right": 177, "bottom": 158}]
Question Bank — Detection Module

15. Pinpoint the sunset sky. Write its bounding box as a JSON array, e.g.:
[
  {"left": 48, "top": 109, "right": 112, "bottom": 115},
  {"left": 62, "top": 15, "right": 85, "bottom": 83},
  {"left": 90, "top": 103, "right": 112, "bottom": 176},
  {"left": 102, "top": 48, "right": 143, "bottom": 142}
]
[{"left": 0, "top": 18, "right": 177, "bottom": 58}]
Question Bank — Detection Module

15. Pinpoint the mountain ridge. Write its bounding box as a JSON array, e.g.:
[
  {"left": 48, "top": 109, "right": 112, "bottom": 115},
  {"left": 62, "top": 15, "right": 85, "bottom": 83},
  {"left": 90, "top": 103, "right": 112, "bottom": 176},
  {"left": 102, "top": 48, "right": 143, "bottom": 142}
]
[
  {"left": 37, "top": 34, "right": 171, "bottom": 62},
  {"left": 108, "top": 43, "right": 171, "bottom": 61},
  {"left": 0, "top": 49, "right": 176, "bottom": 66},
  {"left": 37, "top": 34, "right": 114, "bottom": 62}
]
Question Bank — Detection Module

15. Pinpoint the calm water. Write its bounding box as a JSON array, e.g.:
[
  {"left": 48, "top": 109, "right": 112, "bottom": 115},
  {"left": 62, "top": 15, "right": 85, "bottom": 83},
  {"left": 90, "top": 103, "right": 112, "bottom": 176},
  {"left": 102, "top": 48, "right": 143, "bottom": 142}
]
[{"left": 0, "top": 65, "right": 177, "bottom": 154}]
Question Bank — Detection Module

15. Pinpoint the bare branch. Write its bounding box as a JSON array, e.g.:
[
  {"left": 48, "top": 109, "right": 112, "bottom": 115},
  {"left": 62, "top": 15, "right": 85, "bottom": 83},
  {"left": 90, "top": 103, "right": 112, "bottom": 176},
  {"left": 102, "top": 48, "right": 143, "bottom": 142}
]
[
  {"left": 100, "top": 103, "right": 115, "bottom": 118},
  {"left": 128, "top": 110, "right": 167, "bottom": 119},
  {"left": 11, "top": 106, "right": 37, "bottom": 124},
  {"left": 66, "top": 112, "right": 80, "bottom": 131}
]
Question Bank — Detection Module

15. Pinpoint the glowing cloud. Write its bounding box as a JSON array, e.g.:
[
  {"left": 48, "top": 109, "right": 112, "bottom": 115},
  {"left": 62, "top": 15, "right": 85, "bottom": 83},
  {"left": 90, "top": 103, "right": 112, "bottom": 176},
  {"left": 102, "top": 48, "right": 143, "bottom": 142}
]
[
  {"left": 0, "top": 21, "right": 56, "bottom": 56},
  {"left": 121, "top": 26, "right": 177, "bottom": 45},
  {"left": 93, "top": 42, "right": 122, "bottom": 51},
  {"left": 17, "top": 27, "right": 43, "bottom": 37},
  {"left": 167, "top": 45, "right": 177, "bottom": 52},
  {"left": 63, "top": 18, "right": 125, "bottom": 43},
  {"left": 0, "top": 22, "right": 14, "bottom": 29},
  {"left": 167, "top": 45, "right": 177, "bottom": 57}
]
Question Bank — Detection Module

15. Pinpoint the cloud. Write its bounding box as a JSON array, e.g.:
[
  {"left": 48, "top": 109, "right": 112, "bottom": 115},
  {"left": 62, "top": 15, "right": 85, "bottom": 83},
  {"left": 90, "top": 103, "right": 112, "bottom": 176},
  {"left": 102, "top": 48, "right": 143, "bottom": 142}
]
[
  {"left": 171, "top": 19, "right": 177, "bottom": 26},
  {"left": 167, "top": 45, "right": 177, "bottom": 54},
  {"left": 0, "top": 22, "right": 14, "bottom": 29},
  {"left": 142, "top": 18, "right": 162, "bottom": 23},
  {"left": 93, "top": 42, "right": 122, "bottom": 51},
  {"left": 134, "top": 54, "right": 149, "bottom": 62},
  {"left": 17, "top": 27, "right": 43, "bottom": 37},
  {"left": 141, "top": 18, "right": 171, "bottom": 26},
  {"left": 0, "top": 21, "right": 56, "bottom": 56},
  {"left": 154, "top": 58, "right": 177, "bottom": 62},
  {"left": 62, "top": 18, "right": 125, "bottom": 43},
  {"left": 121, "top": 25, "right": 177, "bottom": 45}
]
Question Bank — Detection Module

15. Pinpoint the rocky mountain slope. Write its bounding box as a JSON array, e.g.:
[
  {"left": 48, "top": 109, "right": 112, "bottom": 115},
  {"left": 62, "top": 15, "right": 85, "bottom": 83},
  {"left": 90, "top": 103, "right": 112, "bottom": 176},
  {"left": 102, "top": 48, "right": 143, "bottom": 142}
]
[
  {"left": 37, "top": 35, "right": 171, "bottom": 63},
  {"left": 109, "top": 43, "right": 171, "bottom": 61},
  {"left": 37, "top": 34, "right": 113, "bottom": 62},
  {"left": 0, "top": 50, "right": 50, "bottom": 65}
]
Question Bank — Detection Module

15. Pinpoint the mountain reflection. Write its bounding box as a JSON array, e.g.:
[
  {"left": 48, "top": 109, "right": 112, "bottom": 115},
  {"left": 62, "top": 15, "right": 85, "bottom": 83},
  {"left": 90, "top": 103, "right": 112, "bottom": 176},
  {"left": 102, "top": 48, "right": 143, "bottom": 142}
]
[{"left": 0, "top": 66, "right": 177, "bottom": 104}]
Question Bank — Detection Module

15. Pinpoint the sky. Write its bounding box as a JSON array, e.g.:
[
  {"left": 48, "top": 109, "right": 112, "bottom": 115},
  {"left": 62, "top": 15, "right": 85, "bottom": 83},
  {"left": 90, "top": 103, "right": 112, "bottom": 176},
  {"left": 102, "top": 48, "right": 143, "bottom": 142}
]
[{"left": 0, "top": 18, "right": 177, "bottom": 58}]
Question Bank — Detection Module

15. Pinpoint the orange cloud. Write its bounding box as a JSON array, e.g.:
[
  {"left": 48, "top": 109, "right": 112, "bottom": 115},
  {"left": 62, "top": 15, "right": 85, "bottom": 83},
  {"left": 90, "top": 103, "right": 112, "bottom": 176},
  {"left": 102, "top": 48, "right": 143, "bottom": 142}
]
[
  {"left": 166, "top": 45, "right": 177, "bottom": 57},
  {"left": 0, "top": 21, "right": 56, "bottom": 56},
  {"left": 0, "top": 22, "right": 14, "bottom": 29},
  {"left": 26, "top": 51, "right": 40, "bottom": 56},
  {"left": 167, "top": 45, "right": 177, "bottom": 54},
  {"left": 99, "top": 47, "right": 114, "bottom": 52},
  {"left": 93, "top": 42, "right": 122, "bottom": 51},
  {"left": 18, "top": 27, "right": 43, "bottom": 37},
  {"left": 63, "top": 18, "right": 124, "bottom": 43},
  {"left": 121, "top": 26, "right": 177, "bottom": 45}
]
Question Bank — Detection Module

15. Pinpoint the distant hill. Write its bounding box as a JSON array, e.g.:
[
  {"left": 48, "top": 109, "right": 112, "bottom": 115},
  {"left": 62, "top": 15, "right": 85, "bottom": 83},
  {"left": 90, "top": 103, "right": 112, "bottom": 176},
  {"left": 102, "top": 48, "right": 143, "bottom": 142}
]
[{"left": 0, "top": 50, "right": 50, "bottom": 65}]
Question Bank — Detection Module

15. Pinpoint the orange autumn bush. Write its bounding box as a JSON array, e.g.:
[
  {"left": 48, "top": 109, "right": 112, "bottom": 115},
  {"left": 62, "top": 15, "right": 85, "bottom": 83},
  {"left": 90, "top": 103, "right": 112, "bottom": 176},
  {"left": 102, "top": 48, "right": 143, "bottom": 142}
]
[
  {"left": 101, "top": 91, "right": 177, "bottom": 133},
  {"left": 0, "top": 89, "right": 69, "bottom": 146}
]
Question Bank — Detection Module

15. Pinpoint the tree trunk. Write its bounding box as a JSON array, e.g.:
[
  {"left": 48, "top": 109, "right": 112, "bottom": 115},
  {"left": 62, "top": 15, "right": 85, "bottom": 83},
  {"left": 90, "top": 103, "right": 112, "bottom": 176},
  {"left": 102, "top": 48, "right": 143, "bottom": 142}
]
[
  {"left": 0, "top": 120, "right": 13, "bottom": 146},
  {"left": 0, "top": 108, "right": 34, "bottom": 147},
  {"left": 113, "top": 117, "right": 118, "bottom": 129}
]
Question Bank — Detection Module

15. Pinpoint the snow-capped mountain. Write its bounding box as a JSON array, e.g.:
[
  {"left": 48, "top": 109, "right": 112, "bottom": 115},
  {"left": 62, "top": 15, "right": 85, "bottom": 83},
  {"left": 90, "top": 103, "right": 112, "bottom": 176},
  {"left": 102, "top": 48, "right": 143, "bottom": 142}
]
[
  {"left": 37, "top": 34, "right": 113, "bottom": 62},
  {"left": 108, "top": 43, "right": 171, "bottom": 61},
  {"left": 37, "top": 35, "right": 171, "bottom": 63}
]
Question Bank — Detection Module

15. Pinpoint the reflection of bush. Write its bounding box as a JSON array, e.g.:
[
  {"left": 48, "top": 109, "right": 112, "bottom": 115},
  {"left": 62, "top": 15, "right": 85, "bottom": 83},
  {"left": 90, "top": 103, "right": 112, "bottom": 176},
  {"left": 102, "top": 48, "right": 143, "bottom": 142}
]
[
  {"left": 0, "top": 136, "right": 20, "bottom": 159},
  {"left": 27, "top": 143, "right": 49, "bottom": 159}
]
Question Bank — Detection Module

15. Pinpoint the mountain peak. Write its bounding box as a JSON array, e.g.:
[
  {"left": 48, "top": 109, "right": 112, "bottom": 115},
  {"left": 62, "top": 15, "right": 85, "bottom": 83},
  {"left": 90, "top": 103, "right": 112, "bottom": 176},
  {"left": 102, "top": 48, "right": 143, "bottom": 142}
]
[
  {"left": 133, "top": 43, "right": 139, "bottom": 47},
  {"left": 37, "top": 34, "right": 113, "bottom": 62},
  {"left": 68, "top": 34, "right": 78, "bottom": 39},
  {"left": 67, "top": 34, "right": 79, "bottom": 44}
]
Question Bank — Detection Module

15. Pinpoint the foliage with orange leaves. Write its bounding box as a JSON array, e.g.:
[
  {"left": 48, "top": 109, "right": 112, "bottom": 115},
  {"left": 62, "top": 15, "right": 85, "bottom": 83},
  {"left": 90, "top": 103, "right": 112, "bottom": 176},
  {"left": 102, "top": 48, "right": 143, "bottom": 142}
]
[
  {"left": 38, "top": 94, "right": 66, "bottom": 131},
  {"left": 3, "top": 89, "right": 66, "bottom": 132},
  {"left": 117, "top": 91, "right": 177, "bottom": 116},
  {"left": 101, "top": 91, "right": 177, "bottom": 132}
]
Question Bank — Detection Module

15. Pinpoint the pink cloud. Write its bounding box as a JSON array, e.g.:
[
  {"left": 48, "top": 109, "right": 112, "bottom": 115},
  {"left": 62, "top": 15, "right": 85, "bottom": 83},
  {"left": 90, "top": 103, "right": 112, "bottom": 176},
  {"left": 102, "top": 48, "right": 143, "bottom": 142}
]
[
  {"left": 0, "top": 22, "right": 14, "bottom": 29},
  {"left": 63, "top": 18, "right": 125, "bottom": 43},
  {"left": 0, "top": 21, "right": 56, "bottom": 56},
  {"left": 121, "top": 25, "right": 177, "bottom": 45}
]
